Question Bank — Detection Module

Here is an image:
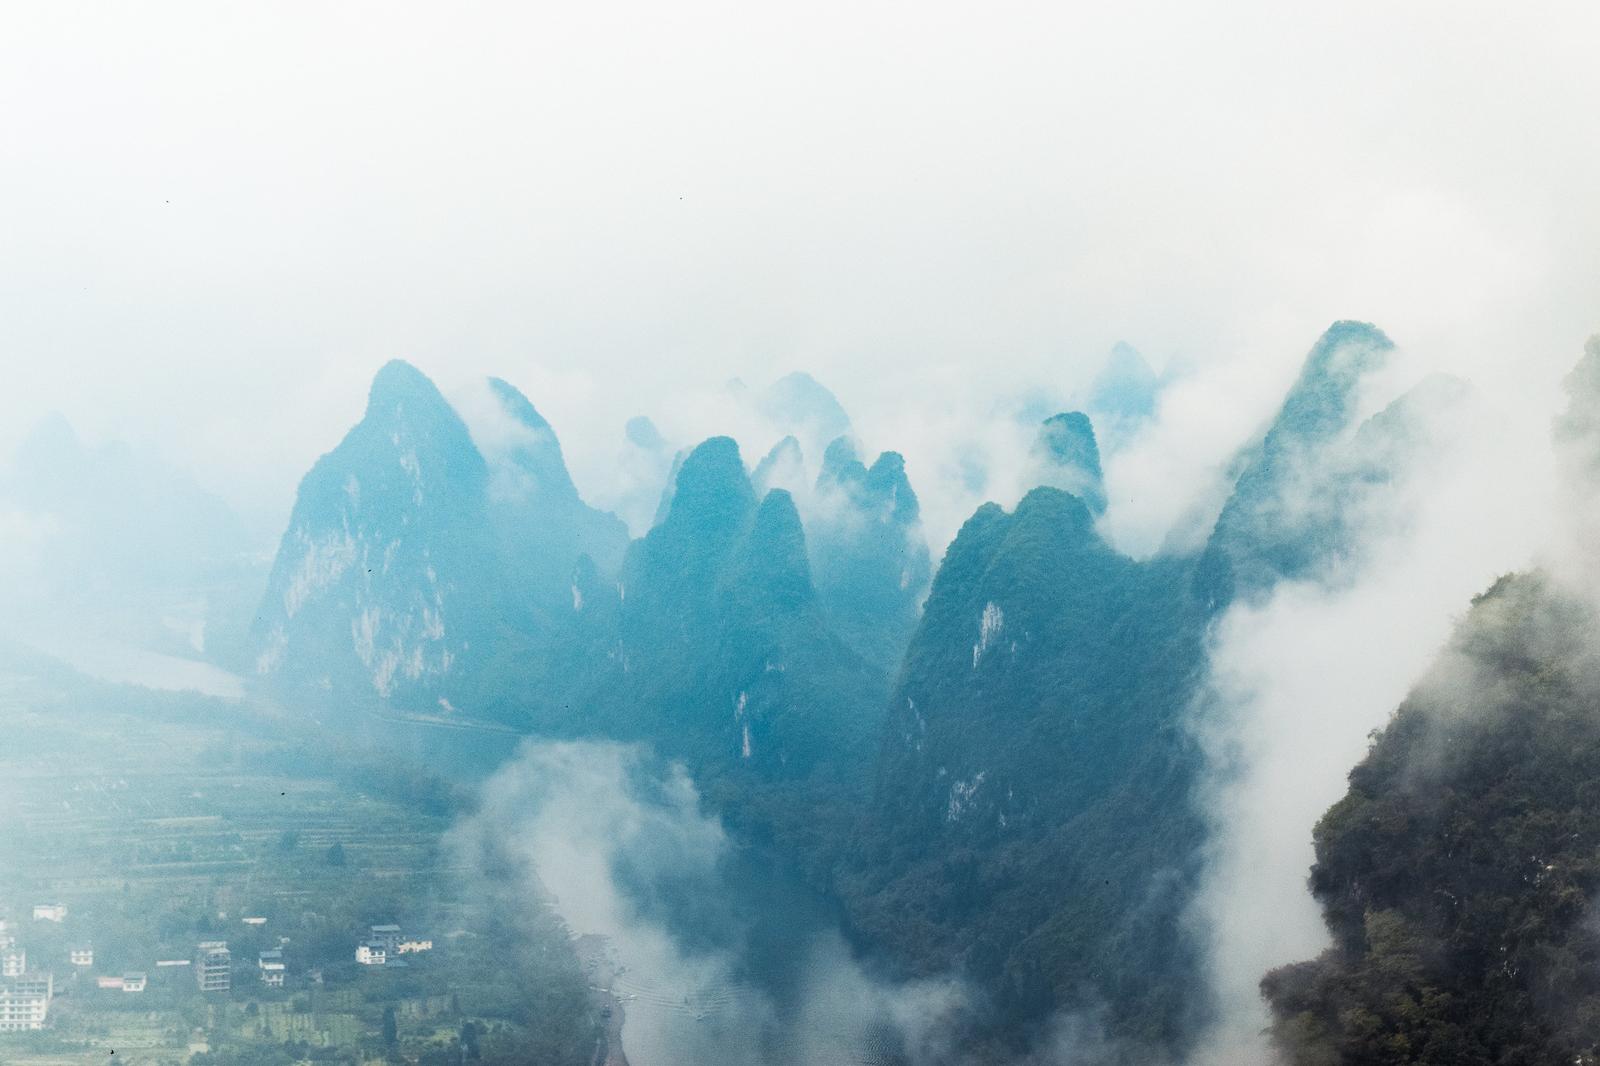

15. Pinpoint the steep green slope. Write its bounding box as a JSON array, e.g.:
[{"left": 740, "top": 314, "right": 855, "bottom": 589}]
[
  {"left": 837, "top": 322, "right": 1455, "bottom": 1057},
  {"left": 573, "top": 436, "right": 892, "bottom": 787},
  {"left": 252, "top": 362, "right": 626, "bottom": 724},
  {"left": 841, "top": 487, "right": 1212, "bottom": 1051}
]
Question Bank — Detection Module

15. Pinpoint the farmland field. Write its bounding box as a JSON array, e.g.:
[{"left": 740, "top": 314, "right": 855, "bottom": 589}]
[{"left": 0, "top": 651, "right": 599, "bottom": 1066}]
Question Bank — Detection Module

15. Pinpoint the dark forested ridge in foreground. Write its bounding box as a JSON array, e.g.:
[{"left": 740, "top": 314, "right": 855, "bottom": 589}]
[{"left": 1263, "top": 571, "right": 1600, "bottom": 1065}]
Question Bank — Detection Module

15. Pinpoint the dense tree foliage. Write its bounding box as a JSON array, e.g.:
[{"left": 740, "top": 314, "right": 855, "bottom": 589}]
[
  {"left": 1265, "top": 572, "right": 1600, "bottom": 1064},
  {"left": 839, "top": 487, "right": 1213, "bottom": 1054},
  {"left": 558, "top": 437, "right": 891, "bottom": 788}
]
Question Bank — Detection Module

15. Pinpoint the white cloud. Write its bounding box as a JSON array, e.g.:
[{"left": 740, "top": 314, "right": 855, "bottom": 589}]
[
  {"left": 1, "top": 0, "right": 1593, "bottom": 554},
  {"left": 1187, "top": 359, "right": 1561, "bottom": 1063}
]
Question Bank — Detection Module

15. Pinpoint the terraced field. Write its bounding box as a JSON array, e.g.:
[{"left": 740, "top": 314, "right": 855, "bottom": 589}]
[{"left": 0, "top": 656, "right": 597, "bottom": 1066}]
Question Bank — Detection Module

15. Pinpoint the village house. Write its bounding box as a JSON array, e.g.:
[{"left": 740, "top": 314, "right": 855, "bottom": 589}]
[
  {"left": 31, "top": 904, "right": 66, "bottom": 923},
  {"left": 69, "top": 946, "right": 93, "bottom": 967},
  {"left": 258, "top": 949, "right": 286, "bottom": 987},
  {"left": 368, "top": 924, "right": 403, "bottom": 951}
]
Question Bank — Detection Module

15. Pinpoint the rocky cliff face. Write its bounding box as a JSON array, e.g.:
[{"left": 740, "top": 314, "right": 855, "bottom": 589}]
[{"left": 252, "top": 361, "right": 626, "bottom": 722}]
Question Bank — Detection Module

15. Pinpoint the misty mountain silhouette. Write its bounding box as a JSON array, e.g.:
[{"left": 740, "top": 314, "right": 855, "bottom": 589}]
[{"left": 245, "top": 323, "right": 1482, "bottom": 1060}]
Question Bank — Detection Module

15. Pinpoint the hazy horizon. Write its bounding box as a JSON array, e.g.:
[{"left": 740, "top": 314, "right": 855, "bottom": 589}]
[{"left": 6, "top": 1, "right": 1599, "bottom": 554}]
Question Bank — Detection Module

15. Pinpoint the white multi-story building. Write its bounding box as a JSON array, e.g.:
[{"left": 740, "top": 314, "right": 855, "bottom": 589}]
[
  {"left": 195, "top": 942, "right": 231, "bottom": 993},
  {"left": 0, "top": 973, "right": 53, "bottom": 1031},
  {"left": 31, "top": 905, "right": 66, "bottom": 924},
  {"left": 395, "top": 939, "right": 433, "bottom": 954},
  {"left": 355, "top": 942, "right": 387, "bottom": 966},
  {"left": 122, "top": 972, "right": 146, "bottom": 993},
  {"left": 1, "top": 949, "right": 24, "bottom": 978},
  {"left": 69, "top": 947, "right": 93, "bottom": 967}
]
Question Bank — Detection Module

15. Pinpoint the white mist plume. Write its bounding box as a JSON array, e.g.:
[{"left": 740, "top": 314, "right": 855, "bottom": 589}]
[
  {"left": 451, "top": 740, "right": 970, "bottom": 1066},
  {"left": 1186, "top": 347, "right": 1564, "bottom": 1064}
]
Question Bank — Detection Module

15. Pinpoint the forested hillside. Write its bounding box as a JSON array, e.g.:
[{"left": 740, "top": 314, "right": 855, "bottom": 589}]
[
  {"left": 840, "top": 486, "right": 1211, "bottom": 1052},
  {"left": 1263, "top": 572, "right": 1600, "bottom": 1064}
]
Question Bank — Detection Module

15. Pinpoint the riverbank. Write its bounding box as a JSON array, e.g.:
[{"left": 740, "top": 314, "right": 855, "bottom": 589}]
[{"left": 577, "top": 934, "right": 630, "bottom": 1066}]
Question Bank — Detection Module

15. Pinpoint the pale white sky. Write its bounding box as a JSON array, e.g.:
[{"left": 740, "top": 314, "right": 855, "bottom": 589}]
[{"left": 3, "top": 0, "right": 1597, "bottom": 547}]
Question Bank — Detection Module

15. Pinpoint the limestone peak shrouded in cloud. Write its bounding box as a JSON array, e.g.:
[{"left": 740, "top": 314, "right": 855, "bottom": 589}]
[
  {"left": 757, "top": 372, "right": 853, "bottom": 460},
  {"left": 251, "top": 360, "right": 627, "bottom": 721},
  {"left": 1193, "top": 321, "right": 1395, "bottom": 606},
  {"left": 809, "top": 436, "right": 933, "bottom": 668},
  {"left": 1030, "top": 411, "right": 1108, "bottom": 514},
  {"left": 751, "top": 434, "right": 807, "bottom": 499},
  {"left": 1089, "top": 342, "right": 1161, "bottom": 423},
  {"left": 252, "top": 359, "right": 495, "bottom": 712}
]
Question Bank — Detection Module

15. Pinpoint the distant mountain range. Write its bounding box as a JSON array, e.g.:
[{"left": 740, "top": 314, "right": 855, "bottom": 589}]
[
  {"left": 241, "top": 323, "right": 1499, "bottom": 1059},
  {"left": 0, "top": 411, "right": 263, "bottom": 661}
]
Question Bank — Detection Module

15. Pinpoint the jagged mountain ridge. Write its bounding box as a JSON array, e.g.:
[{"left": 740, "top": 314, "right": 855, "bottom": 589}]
[
  {"left": 251, "top": 361, "right": 627, "bottom": 720},
  {"left": 570, "top": 436, "right": 891, "bottom": 781},
  {"left": 843, "top": 485, "right": 1211, "bottom": 1048},
  {"left": 836, "top": 320, "right": 1467, "bottom": 1057},
  {"left": 248, "top": 358, "right": 907, "bottom": 779},
  {"left": 241, "top": 323, "right": 1479, "bottom": 1060},
  {"left": 809, "top": 435, "right": 934, "bottom": 670},
  {"left": 1194, "top": 320, "right": 1394, "bottom": 606}
]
